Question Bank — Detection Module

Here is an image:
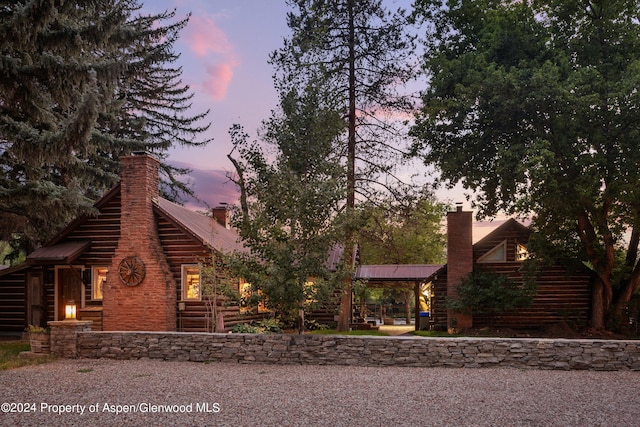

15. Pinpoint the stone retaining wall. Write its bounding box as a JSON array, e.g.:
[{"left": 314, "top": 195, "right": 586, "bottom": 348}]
[{"left": 75, "top": 331, "right": 640, "bottom": 371}]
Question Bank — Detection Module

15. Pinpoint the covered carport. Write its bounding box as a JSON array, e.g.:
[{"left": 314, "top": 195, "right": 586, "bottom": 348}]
[{"left": 354, "top": 264, "right": 443, "bottom": 331}]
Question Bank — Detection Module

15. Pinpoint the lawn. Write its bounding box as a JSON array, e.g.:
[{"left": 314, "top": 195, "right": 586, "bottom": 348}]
[
  {"left": 309, "top": 329, "right": 389, "bottom": 336},
  {"left": 0, "top": 340, "right": 54, "bottom": 370}
]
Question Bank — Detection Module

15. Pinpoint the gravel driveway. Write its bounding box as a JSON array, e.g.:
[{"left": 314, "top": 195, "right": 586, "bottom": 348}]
[{"left": 1, "top": 358, "right": 639, "bottom": 426}]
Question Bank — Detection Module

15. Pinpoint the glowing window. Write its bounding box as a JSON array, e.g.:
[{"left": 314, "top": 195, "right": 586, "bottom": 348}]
[
  {"left": 516, "top": 243, "right": 529, "bottom": 261},
  {"left": 92, "top": 266, "right": 108, "bottom": 300},
  {"left": 182, "top": 265, "right": 201, "bottom": 300}
]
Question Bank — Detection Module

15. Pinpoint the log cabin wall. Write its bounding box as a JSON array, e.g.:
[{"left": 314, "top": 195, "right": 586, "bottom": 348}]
[
  {"left": 470, "top": 220, "right": 591, "bottom": 329},
  {"left": 429, "top": 268, "right": 449, "bottom": 331},
  {"left": 471, "top": 263, "right": 591, "bottom": 329},
  {"left": 48, "top": 191, "right": 122, "bottom": 330},
  {"left": 0, "top": 268, "right": 27, "bottom": 334},
  {"left": 155, "top": 213, "right": 262, "bottom": 332},
  {"left": 429, "top": 219, "right": 592, "bottom": 331}
]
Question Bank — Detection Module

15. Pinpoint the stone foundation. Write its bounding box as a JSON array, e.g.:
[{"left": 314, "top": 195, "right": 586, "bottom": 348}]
[{"left": 71, "top": 332, "right": 640, "bottom": 371}]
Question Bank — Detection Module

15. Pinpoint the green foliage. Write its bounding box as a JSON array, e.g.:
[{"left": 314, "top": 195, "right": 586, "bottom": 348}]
[
  {"left": 231, "top": 318, "right": 283, "bottom": 334},
  {"left": 199, "top": 254, "right": 239, "bottom": 333},
  {"left": 447, "top": 271, "right": 537, "bottom": 316},
  {"left": 358, "top": 189, "right": 448, "bottom": 264},
  {"left": 273, "top": 0, "right": 420, "bottom": 204},
  {"left": 0, "top": 341, "right": 53, "bottom": 371},
  {"left": 227, "top": 85, "right": 346, "bottom": 329},
  {"left": 0, "top": 1, "right": 210, "bottom": 246},
  {"left": 411, "top": 0, "right": 640, "bottom": 328}
]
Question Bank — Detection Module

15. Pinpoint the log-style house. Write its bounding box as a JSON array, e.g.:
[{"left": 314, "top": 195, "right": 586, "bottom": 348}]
[
  {"left": 0, "top": 155, "right": 593, "bottom": 336},
  {"left": 0, "top": 153, "right": 260, "bottom": 335},
  {"left": 427, "top": 207, "right": 592, "bottom": 331}
]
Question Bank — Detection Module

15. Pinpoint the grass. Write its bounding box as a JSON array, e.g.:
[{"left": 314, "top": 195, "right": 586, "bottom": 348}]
[
  {"left": 0, "top": 340, "right": 55, "bottom": 371},
  {"left": 412, "top": 330, "right": 457, "bottom": 338},
  {"left": 309, "top": 329, "right": 389, "bottom": 336}
]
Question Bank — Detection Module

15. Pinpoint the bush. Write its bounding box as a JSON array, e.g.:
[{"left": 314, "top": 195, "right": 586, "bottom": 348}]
[
  {"left": 447, "top": 271, "right": 536, "bottom": 315},
  {"left": 231, "top": 318, "right": 283, "bottom": 334}
]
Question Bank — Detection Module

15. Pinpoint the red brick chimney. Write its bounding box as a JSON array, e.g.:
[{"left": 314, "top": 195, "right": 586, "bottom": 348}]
[
  {"left": 102, "top": 153, "right": 177, "bottom": 331},
  {"left": 211, "top": 206, "right": 229, "bottom": 229},
  {"left": 446, "top": 204, "right": 473, "bottom": 332}
]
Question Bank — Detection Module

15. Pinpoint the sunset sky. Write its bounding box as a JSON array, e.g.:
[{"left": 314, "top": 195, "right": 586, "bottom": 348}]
[{"left": 144, "top": 0, "right": 505, "bottom": 239}]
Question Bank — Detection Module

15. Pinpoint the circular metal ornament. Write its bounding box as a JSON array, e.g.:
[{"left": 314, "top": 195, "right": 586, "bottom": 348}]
[{"left": 118, "top": 256, "right": 146, "bottom": 286}]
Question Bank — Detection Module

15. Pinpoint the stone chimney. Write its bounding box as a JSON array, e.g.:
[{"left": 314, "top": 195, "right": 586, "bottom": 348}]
[
  {"left": 446, "top": 204, "right": 473, "bottom": 332},
  {"left": 102, "top": 153, "right": 177, "bottom": 331},
  {"left": 211, "top": 205, "right": 229, "bottom": 229}
]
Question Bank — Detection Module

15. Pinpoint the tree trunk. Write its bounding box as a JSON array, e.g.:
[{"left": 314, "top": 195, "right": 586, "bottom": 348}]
[
  {"left": 611, "top": 266, "right": 640, "bottom": 326},
  {"left": 337, "top": 0, "right": 357, "bottom": 332},
  {"left": 591, "top": 277, "right": 605, "bottom": 330}
]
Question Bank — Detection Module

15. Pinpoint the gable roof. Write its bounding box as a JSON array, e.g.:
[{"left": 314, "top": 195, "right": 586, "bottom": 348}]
[
  {"left": 155, "top": 198, "right": 246, "bottom": 254},
  {"left": 26, "top": 184, "right": 246, "bottom": 265},
  {"left": 474, "top": 218, "right": 530, "bottom": 248}
]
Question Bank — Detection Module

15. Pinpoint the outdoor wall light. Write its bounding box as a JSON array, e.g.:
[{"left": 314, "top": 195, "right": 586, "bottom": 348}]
[{"left": 65, "top": 300, "right": 77, "bottom": 319}]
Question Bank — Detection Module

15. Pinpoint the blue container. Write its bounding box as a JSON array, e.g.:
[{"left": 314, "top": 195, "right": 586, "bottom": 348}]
[{"left": 419, "top": 311, "right": 430, "bottom": 317}]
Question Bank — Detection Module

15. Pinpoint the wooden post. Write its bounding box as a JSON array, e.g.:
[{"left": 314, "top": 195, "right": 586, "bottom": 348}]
[{"left": 414, "top": 281, "right": 420, "bottom": 331}]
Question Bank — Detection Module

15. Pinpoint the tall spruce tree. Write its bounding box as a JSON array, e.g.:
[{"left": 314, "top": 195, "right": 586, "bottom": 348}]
[
  {"left": 271, "top": 0, "right": 417, "bottom": 330},
  {"left": 0, "top": 1, "right": 210, "bottom": 247}
]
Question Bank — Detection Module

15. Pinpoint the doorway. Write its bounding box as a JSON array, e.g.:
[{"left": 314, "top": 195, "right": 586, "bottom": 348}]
[{"left": 55, "top": 267, "right": 83, "bottom": 320}]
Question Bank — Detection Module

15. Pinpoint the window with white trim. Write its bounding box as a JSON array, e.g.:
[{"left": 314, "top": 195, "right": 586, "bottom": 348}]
[{"left": 477, "top": 240, "right": 507, "bottom": 263}]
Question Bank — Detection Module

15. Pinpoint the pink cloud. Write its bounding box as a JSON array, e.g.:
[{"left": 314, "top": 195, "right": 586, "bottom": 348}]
[
  {"left": 185, "top": 16, "right": 232, "bottom": 57},
  {"left": 203, "top": 63, "right": 235, "bottom": 100},
  {"left": 183, "top": 15, "right": 239, "bottom": 101}
]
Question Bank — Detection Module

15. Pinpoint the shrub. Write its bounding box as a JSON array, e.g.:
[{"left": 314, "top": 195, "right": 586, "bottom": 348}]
[
  {"left": 231, "top": 318, "right": 283, "bottom": 334},
  {"left": 447, "top": 271, "right": 536, "bottom": 315}
]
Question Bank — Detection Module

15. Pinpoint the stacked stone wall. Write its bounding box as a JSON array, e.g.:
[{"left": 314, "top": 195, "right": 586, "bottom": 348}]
[{"left": 74, "top": 331, "right": 640, "bottom": 371}]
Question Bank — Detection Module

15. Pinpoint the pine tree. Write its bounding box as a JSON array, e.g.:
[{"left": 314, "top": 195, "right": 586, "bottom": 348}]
[{"left": 0, "top": 0, "right": 210, "bottom": 247}]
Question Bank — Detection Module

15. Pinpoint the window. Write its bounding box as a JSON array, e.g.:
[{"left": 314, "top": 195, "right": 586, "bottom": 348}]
[
  {"left": 477, "top": 240, "right": 507, "bottom": 263},
  {"left": 92, "top": 266, "right": 108, "bottom": 300},
  {"left": 182, "top": 265, "right": 201, "bottom": 300},
  {"left": 516, "top": 243, "right": 529, "bottom": 261}
]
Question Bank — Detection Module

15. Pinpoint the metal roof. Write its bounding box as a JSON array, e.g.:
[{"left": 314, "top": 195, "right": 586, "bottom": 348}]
[
  {"left": 155, "top": 198, "right": 247, "bottom": 254},
  {"left": 355, "top": 264, "right": 443, "bottom": 281},
  {"left": 26, "top": 241, "right": 91, "bottom": 265}
]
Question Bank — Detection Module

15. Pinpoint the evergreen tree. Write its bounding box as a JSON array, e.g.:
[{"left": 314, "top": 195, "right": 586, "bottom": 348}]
[
  {"left": 271, "top": 0, "right": 417, "bottom": 330},
  {"left": 0, "top": 1, "right": 210, "bottom": 247}
]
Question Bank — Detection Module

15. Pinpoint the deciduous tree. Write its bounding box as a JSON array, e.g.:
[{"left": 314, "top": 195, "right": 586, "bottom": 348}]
[
  {"left": 227, "top": 87, "right": 346, "bottom": 330},
  {"left": 410, "top": 0, "right": 640, "bottom": 329}
]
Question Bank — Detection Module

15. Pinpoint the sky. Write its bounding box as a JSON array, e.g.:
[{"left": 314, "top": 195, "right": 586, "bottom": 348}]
[{"left": 144, "top": 0, "right": 505, "bottom": 240}]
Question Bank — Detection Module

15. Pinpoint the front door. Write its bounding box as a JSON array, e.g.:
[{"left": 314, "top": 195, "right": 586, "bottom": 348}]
[
  {"left": 27, "top": 271, "right": 43, "bottom": 327},
  {"left": 56, "top": 267, "right": 82, "bottom": 320}
]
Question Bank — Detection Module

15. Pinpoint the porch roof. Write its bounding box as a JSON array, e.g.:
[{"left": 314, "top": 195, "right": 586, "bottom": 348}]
[
  {"left": 355, "top": 264, "right": 443, "bottom": 282},
  {"left": 26, "top": 241, "right": 91, "bottom": 265}
]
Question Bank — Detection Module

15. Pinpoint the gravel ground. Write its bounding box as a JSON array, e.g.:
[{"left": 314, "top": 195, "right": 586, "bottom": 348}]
[{"left": 1, "top": 359, "right": 639, "bottom": 427}]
